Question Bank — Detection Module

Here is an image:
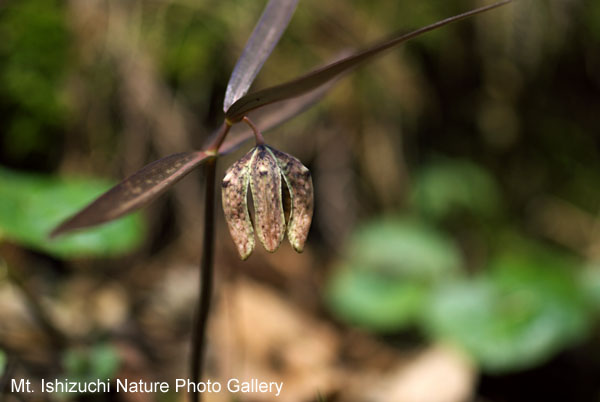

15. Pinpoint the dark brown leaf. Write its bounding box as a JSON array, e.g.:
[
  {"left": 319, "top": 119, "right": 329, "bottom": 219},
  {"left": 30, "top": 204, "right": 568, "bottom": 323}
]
[
  {"left": 50, "top": 152, "right": 210, "bottom": 238},
  {"left": 225, "top": 0, "right": 512, "bottom": 122},
  {"left": 218, "top": 76, "right": 336, "bottom": 155},
  {"left": 223, "top": 0, "right": 299, "bottom": 112}
]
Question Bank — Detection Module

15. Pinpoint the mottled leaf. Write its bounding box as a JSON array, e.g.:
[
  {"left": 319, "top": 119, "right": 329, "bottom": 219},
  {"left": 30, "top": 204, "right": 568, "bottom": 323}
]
[
  {"left": 225, "top": 0, "right": 512, "bottom": 122},
  {"left": 51, "top": 151, "right": 210, "bottom": 237},
  {"left": 221, "top": 148, "right": 255, "bottom": 260},
  {"left": 250, "top": 145, "right": 285, "bottom": 252},
  {"left": 223, "top": 0, "right": 299, "bottom": 112}
]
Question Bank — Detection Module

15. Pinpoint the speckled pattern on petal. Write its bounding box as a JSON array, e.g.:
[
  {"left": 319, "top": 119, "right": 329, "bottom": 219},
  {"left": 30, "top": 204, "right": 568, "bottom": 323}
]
[
  {"left": 270, "top": 147, "right": 314, "bottom": 252},
  {"left": 250, "top": 146, "right": 285, "bottom": 252},
  {"left": 222, "top": 148, "right": 255, "bottom": 259}
]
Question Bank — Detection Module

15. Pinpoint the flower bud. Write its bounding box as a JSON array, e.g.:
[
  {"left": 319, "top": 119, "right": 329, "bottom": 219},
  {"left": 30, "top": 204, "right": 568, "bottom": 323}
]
[
  {"left": 270, "top": 148, "right": 313, "bottom": 252},
  {"left": 221, "top": 145, "right": 314, "bottom": 259},
  {"left": 250, "top": 146, "right": 286, "bottom": 252},
  {"left": 221, "top": 150, "right": 254, "bottom": 260}
]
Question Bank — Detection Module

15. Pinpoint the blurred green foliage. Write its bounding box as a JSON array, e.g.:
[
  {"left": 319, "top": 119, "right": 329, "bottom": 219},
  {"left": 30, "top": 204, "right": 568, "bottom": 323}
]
[
  {"left": 326, "top": 265, "right": 429, "bottom": 332},
  {"left": 412, "top": 158, "right": 501, "bottom": 221},
  {"left": 0, "top": 349, "right": 6, "bottom": 377},
  {"left": 0, "top": 0, "right": 69, "bottom": 165},
  {"left": 326, "top": 159, "right": 599, "bottom": 373},
  {"left": 424, "top": 243, "right": 591, "bottom": 372},
  {"left": 347, "top": 219, "right": 462, "bottom": 278},
  {"left": 0, "top": 167, "right": 146, "bottom": 258},
  {"left": 63, "top": 343, "right": 121, "bottom": 386},
  {"left": 579, "top": 264, "right": 600, "bottom": 312},
  {"left": 157, "top": 6, "right": 228, "bottom": 87},
  {"left": 326, "top": 219, "right": 460, "bottom": 332}
]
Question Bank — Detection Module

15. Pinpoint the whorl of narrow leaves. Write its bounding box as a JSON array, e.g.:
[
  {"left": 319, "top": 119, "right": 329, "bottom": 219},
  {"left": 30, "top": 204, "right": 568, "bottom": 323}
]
[
  {"left": 50, "top": 152, "right": 210, "bottom": 237},
  {"left": 217, "top": 75, "right": 337, "bottom": 155},
  {"left": 221, "top": 145, "right": 313, "bottom": 259},
  {"left": 50, "top": 1, "right": 512, "bottom": 239},
  {"left": 225, "top": 0, "right": 512, "bottom": 122}
]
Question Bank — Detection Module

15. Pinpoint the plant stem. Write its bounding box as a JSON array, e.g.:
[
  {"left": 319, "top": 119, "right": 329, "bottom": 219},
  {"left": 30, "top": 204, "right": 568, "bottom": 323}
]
[
  {"left": 190, "top": 157, "right": 217, "bottom": 402},
  {"left": 189, "top": 119, "right": 232, "bottom": 402},
  {"left": 2, "top": 258, "right": 68, "bottom": 350},
  {"left": 206, "top": 120, "right": 232, "bottom": 153}
]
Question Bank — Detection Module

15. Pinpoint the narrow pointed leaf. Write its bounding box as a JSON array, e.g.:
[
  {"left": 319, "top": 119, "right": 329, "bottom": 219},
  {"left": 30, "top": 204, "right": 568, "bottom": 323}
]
[
  {"left": 51, "top": 151, "right": 210, "bottom": 237},
  {"left": 225, "top": 0, "right": 512, "bottom": 122},
  {"left": 223, "top": 0, "right": 299, "bottom": 112}
]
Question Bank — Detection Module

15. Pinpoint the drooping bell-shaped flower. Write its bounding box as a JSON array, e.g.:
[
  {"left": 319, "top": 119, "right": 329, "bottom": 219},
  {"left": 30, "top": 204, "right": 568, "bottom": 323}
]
[{"left": 221, "top": 145, "right": 313, "bottom": 260}]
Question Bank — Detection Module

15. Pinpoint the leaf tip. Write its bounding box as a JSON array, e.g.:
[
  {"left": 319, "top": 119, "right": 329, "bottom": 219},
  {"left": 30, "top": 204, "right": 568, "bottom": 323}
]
[
  {"left": 48, "top": 227, "right": 63, "bottom": 239},
  {"left": 48, "top": 216, "right": 83, "bottom": 239}
]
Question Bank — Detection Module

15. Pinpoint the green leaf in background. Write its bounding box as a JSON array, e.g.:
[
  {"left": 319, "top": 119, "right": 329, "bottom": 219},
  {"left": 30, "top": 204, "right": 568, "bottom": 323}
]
[
  {"left": 63, "top": 343, "right": 121, "bottom": 385},
  {"left": 0, "top": 167, "right": 146, "bottom": 258},
  {"left": 324, "top": 218, "right": 462, "bottom": 332},
  {"left": 423, "top": 247, "right": 591, "bottom": 373},
  {"left": 348, "top": 218, "right": 462, "bottom": 279},
  {"left": 325, "top": 266, "right": 428, "bottom": 332},
  {"left": 579, "top": 264, "right": 600, "bottom": 312},
  {"left": 0, "top": 349, "right": 6, "bottom": 378},
  {"left": 412, "top": 158, "right": 501, "bottom": 220}
]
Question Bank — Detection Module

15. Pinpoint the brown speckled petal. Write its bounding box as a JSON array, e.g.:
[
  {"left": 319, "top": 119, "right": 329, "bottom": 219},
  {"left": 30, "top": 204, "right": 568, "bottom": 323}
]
[
  {"left": 270, "top": 147, "right": 313, "bottom": 252},
  {"left": 250, "top": 146, "right": 286, "bottom": 252},
  {"left": 222, "top": 149, "right": 255, "bottom": 260}
]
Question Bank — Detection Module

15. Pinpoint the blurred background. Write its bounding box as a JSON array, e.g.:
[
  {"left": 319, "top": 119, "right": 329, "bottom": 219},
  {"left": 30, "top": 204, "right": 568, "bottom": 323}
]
[{"left": 1, "top": 0, "right": 600, "bottom": 401}]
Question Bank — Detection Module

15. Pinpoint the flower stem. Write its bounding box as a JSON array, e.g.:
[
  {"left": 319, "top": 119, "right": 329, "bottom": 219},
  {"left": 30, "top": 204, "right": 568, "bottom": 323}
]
[
  {"left": 242, "top": 116, "right": 265, "bottom": 145},
  {"left": 190, "top": 157, "right": 217, "bottom": 402}
]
